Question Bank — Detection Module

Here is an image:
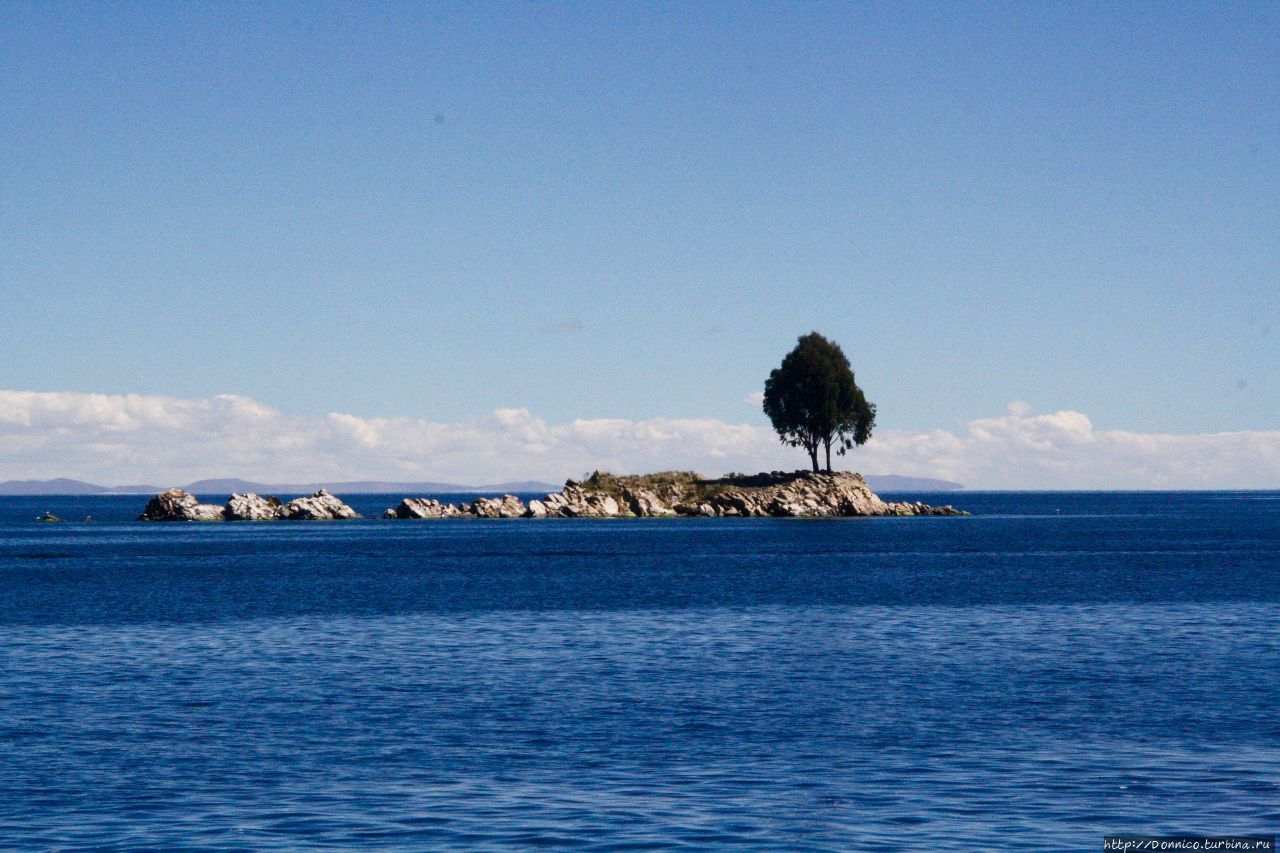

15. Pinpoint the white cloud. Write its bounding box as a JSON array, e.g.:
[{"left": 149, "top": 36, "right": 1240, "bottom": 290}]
[
  {"left": 856, "top": 408, "right": 1280, "bottom": 489},
  {"left": 743, "top": 391, "right": 766, "bottom": 407},
  {"left": 1006, "top": 400, "right": 1033, "bottom": 417},
  {"left": 0, "top": 389, "right": 1277, "bottom": 489}
]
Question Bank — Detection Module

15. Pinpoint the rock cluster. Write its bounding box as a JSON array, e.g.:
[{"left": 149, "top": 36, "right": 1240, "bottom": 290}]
[
  {"left": 385, "top": 497, "right": 466, "bottom": 519},
  {"left": 469, "top": 495, "right": 527, "bottom": 519},
  {"left": 382, "top": 495, "right": 526, "bottom": 519},
  {"left": 140, "top": 488, "right": 361, "bottom": 521}
]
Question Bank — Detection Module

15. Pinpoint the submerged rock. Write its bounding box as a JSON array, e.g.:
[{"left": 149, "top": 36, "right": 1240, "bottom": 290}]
[
  {"left": 36, "top": 511, "right": 63, "bottom": 522},
  {"left": 139, "top": 488, "right": 225, "bottom": 521}
]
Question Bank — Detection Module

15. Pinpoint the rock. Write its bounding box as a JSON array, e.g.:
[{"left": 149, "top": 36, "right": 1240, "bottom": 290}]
[
  {"left": 526, "top": 499, "right": 547, "bottom": 518},
  {"left": 470, "top": 495, "right": 527, "bottom": 518},
  {"left": 139, "top": 488, "right": 225, "bottom": 521},
  {"left": 545, "top": 485, "right": 623, "bottom": 518},
  {"left": 387, "top": 497, "right": 465, "bottom": 519},
  {"left": 704, "top": 471, "right": 896, "bottom": 518},
  {"left": 536, "top": 487, "right": 584, "bottom": 517},
  {"left": 282, "top": 489, "right": 361, "bottom": 520},
  {"left": 224, "top": 493, "right": 285, "bottom": 521},
  {"left": 540, "top": 493, "right": 569, "bottom": 515},
  {"left": 36, "top": 512, "right": 63, "bottom": 522},
  {"left": 623, "top": 487, "right": 677, "bottom": 517}
]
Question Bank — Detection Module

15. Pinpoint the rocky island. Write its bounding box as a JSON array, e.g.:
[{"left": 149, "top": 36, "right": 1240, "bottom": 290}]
[
  {"left": 387, "top": 470, "right": 965, "bottom": 519},
  {"left": 136, "top": 471, "right": 964, "bottom": 521}
]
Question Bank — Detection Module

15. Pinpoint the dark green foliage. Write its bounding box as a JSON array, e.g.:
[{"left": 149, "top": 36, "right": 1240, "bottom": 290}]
[{"left": 762, "top": 332, "right": 876, "bottom": 472}]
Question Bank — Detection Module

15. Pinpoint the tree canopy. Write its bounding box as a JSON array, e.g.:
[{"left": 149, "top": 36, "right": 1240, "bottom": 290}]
[{"left": 762, "top": 332, "right": 876, "bottom": 472}]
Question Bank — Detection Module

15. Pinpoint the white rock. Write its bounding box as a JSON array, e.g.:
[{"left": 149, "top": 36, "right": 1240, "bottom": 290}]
[
  {"left": 224, "top": 493, "right": 285, "bottom": 521},
  {"left": 139, "top": 488, "right": 225, "bottom": 521},
  {"left": 470, "top": 495, "right": 527, "bottom": 518},
  {"left": 283, "top": 489, "right": 361, "bottom": 520}
]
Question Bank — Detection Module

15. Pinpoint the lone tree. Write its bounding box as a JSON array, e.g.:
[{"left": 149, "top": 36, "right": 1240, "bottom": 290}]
[{"left": 762, "top": 332, "right": 876, "bottom": 473}]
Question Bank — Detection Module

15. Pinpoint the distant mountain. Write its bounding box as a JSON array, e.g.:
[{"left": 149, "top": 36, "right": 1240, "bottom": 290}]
[
  {"left": 863, "top": 474, "right": 963, "bottom": 492},
  {"left": 182, "top": 479, "right": 563, "bottom": 496},
  {"left": 1, "top": 475, "right": 959, "bottom": 496},
  {"left": 283, "top": 480, "right": 462, "bottom": 494},
  {"left": 0, "top": 478, "right": 110, "bottom": 495},
  {"left": 473, "top": 481, "right": 565, "bottom": 493},
  {"left": 183, "top": 478, "right": 284, "bottom": 494},
  {"left": 0, "top": 477, "right": 563, "bottom": 496}
]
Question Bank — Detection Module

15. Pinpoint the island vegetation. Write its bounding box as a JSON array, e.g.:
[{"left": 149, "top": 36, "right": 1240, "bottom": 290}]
[{"left": 763, "top": 332, "right": 876, "bottom": 473}]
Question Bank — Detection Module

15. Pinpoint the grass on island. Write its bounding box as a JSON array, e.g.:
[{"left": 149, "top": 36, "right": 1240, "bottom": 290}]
[
  {"left": 573, "top": 469, "right": 835, "bottom": 502},
  {"left": 574, "top": 471, "right": 704, "bottom": 499}
]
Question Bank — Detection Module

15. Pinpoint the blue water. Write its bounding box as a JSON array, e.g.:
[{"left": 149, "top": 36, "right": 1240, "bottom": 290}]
[{"left": 1, "top": 492, "right": 1277, "bottom": 849}]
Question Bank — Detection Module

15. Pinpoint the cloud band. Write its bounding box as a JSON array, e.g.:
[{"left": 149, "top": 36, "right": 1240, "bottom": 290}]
[{"left": 1, "top": 390, "right": 1277, "bottom": 489}]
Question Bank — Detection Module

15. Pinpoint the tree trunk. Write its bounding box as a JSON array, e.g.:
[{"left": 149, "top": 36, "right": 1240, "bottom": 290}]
[
  {"left": 824, "top": 440, "right": 832, "bottom": 473},
  {"left": 808, "top": 445, "right": 819, "bottom": 472}
]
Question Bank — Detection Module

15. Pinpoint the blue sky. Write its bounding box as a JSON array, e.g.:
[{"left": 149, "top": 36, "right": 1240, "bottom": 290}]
[{"left": 1, "top": 3, "right": 1277, "bottom": 485}]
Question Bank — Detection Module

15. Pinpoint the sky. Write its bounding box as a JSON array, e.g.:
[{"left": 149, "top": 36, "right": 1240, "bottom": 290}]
[{"left": 1, "top": 2, "right": 1277, "bottom": 487}]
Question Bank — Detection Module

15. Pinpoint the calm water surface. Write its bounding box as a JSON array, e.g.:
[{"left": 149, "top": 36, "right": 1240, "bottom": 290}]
[{"left": 1, "top": 492, "right": 1277, "bottom": 849}]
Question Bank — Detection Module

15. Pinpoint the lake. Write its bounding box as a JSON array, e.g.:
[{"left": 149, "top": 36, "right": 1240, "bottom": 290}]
[{"left": 1, "top": 491, "right": 1277, "bottom": 849}]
